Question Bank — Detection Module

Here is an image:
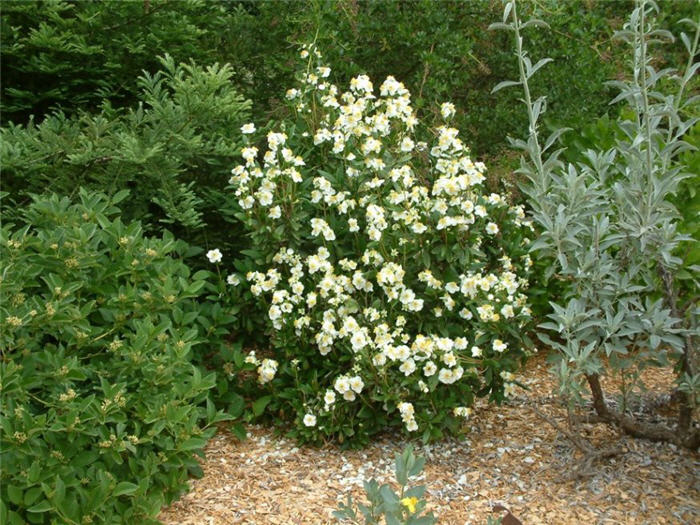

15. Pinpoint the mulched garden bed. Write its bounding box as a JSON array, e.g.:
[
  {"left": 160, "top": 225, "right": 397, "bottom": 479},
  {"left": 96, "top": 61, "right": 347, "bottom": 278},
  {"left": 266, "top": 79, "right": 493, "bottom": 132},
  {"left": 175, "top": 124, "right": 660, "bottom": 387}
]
[{"left": 160, "top": 354, "right": 699, "bottom": 524}]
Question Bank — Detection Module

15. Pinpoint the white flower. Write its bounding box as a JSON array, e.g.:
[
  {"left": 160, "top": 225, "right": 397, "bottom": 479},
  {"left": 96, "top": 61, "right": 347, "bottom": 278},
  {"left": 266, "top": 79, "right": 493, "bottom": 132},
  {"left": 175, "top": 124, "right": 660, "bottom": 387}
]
[
  {"left": 240, "top": 196, "right": 255, "bottom": 209},
  {"left": 493, "top": 339, "right": 508, "bottom": 353},
  {"left": 399, "top": 359, "right": 416, "bottom": 376},
  {"left": 350, "top": 74, "right": 373, "bottom": 93},
  {"left": 350, "top": 332, "right": 368, "bottom": 351},
  {"left": 406, "top": 420, "right": 418, "bottom": 432},
  {"left": 459, "top": 308, "right": 473, "bottom": 320},
  {"left": 438, "top": 368, "right": 453, "bottom": 384},
  {"left": 257, "top": 359, "right": 278, "bottom": 384},
  {"left": 269, "top": 205, "right": 282, "bottom": 219},
  {"left": 500, "top": 370, "right": 515, "bottom": 381},
  {"left": 256, "top": 189, "right": 274, "bottom": 207},
  {"left": 324, "top": 390, "right": 336, "bottom": 406},
  {"left": 471, "top": 346, "right": 483, "bottom": 358},
  {"left": 334, "top": 376, "right": 350, "bottom": 394},
  {"left": 349, "top": 376, "right": 365, "bottom": 393},
  {"left": 423, "top": 361, "right": 437, "bottom": 377},
  {"left": 267, "top": 132, "right": 287, "bottom": 151},
  {"left": 398, "top": 402, "right": 414, "bottom": 418},
  {"left": 500, "top": 304, "right": 515, "bottom": 318},
  {"left": 241, "top": 146, "right": 258, "bottom": 165},
  {"left": 441, "top": 102, "right": 456, "bottom": 119},
  {"left": 486, "top": 222, "right": 500, "bottom": 235},
  {"left": 453, "top": 407, "right": 472, "bottom": 418},
  {"left": 400, "top": 137, "right": 415, "bottom": 152},
  {"left": 227, "top": 274, "right": 240, "bottom": 286},
  {"left": 372, "top": 352, "right": 387, "bottom": 366},
  {"left": 303, "top": 414, "right": 317, "bottom": 427},
  {"left": 206, "top": 249, "right": 223, "bottom": 263},
  {"left": 241, "top": 123, "right": 256, "bottom": 134},
  {"left": 442, "top": 352, "right": 457, "bottom": 367}
]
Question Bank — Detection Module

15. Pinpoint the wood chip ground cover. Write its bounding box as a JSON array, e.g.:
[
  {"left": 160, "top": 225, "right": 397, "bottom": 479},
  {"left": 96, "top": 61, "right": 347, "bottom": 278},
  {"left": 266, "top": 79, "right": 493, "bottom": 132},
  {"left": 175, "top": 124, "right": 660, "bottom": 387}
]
[{"left": 160, "top": 355, "right": 699, "bottom": 524}]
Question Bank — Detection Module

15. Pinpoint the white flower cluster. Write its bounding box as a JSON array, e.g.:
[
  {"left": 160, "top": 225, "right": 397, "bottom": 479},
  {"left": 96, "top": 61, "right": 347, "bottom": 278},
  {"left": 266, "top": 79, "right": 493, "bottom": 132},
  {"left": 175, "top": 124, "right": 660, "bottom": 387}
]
[
  {"left": 258, "top": 358, "right": 278, "bottom": 384},
  {"left": 227, "top": 44, "right": 532, "bottom": 435},
  {"left": 398, "top": 402, "right": 418, "bottom": 432},
  {"left": 333, "top": 374, "right": 365, "bottom": 402},
  {"left": 500, "top": 370, "right": 517, "bottom": 398}
]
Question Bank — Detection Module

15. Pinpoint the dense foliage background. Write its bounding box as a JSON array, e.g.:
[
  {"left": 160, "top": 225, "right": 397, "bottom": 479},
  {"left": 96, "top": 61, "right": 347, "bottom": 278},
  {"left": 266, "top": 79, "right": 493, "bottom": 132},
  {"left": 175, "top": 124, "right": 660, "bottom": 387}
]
[
  {"left": 5, "top": 0, "right": 694, "bottom": 154},
  {"left": 1, "top": 0, "right": 697, "bottom": 523},
  {"left": 3, "top": 0, "right": 695, "bottom": 261}
]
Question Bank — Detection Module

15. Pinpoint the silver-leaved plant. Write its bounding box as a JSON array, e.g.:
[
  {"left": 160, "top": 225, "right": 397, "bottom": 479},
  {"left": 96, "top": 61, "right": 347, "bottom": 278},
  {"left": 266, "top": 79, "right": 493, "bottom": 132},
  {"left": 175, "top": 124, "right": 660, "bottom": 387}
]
[{"left": 492, "top": 0, "right": 698, "bottom": 449}]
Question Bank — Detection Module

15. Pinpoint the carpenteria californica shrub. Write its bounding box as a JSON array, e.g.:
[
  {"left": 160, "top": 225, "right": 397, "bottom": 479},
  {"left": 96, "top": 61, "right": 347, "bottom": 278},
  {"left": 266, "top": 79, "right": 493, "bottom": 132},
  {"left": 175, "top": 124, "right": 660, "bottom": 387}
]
[
  {"left": 220, "top": 45, "right": 535, "bottom": 446},
  {"left": 0, "top": 191, "right": 232, "bottom": 524}
]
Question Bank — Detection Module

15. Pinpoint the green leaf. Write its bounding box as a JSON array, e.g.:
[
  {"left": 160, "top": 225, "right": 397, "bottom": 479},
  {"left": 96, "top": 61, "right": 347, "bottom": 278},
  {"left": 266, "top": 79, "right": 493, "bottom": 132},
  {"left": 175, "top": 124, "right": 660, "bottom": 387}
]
[
  {"left": 180, "top": 437, "right": 208, "bottom": 451},
  {"left": 230, "top": 422, "right": 248, "bottom": 441},
  {"left": 252, "top": 395, "right": 272, "bottom": 417},
  {"left": 27, "top": 500, "right": 53, "bottom": 513},
  {"left": 24, "top": 487, "right": 42, "bottom": 506},
  {"left": 385, "top": 513, "right": 402, "bottom": 525},
  {"left": 380, "top": 485, "right": 399, "bottom": 506},
  {"left": 228, "top": 393, "right": 245, "bottom": 418},
  {"left": 113, "top": 481, "right": 139, "bottom": 497},
  {"left": 111, "top": 189, "right": 131, "bottom": 204},
  {"left": 53, "top": 477, "right": 65, "bottom": 506},
  {"left": 7, "top": 485, "right": 23, "bottom": 506},
  {"left": 408, "top": 456, "right": 425, "bottom": 478}
]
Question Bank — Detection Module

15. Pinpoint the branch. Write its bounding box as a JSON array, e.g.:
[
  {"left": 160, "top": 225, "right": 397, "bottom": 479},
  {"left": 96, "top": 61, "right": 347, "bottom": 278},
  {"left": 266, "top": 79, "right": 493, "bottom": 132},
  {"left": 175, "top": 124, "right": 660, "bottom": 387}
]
[
  {"left": 586, "top": 373, "right": 699, "bottom": 449},
  {"left": 533, "top": 406, "right": 625, "bottom": 480}
]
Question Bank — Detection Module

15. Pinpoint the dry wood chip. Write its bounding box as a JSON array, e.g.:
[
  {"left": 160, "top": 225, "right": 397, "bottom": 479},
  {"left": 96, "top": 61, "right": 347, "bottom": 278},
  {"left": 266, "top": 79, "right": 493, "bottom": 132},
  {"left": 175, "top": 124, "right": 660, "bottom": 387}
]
[{"left": 160, "top": 355, "right": 699, "bottom": 524}]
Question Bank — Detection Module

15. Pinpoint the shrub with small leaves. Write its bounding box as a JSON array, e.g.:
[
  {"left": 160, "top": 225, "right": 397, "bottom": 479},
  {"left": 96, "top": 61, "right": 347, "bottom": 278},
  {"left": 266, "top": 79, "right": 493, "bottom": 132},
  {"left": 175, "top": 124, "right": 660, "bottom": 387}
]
[
  {"left": 220, "top": 44, "right": 534, "bottom": 446},
  {"left": 0, "top": 190, "right": 234, "bottom": 524}
]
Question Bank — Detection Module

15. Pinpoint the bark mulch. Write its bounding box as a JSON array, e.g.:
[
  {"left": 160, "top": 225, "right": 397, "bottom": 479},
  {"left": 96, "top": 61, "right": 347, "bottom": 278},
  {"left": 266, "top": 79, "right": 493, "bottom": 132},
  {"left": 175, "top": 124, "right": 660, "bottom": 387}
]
[{"left": 160, "top": 354, "right": 699, "bottom": 524}]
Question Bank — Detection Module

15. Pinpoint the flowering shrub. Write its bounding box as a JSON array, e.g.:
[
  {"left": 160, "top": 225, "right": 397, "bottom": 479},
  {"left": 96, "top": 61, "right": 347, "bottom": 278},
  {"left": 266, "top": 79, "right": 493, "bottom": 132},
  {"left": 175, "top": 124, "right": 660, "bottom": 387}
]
[
  {"left": 223, "top": 45, "right": 534, "bottom": 445},
  {"left": 0, "top": 190, "right": 233, "bottom": 524}
]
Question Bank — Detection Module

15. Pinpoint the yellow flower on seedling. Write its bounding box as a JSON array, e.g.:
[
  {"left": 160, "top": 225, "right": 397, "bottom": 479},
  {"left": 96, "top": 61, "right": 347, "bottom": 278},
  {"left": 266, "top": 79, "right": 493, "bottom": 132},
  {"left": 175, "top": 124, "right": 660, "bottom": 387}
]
[{"left": 401, "top": 497, "right": 419, "bottom": 513}]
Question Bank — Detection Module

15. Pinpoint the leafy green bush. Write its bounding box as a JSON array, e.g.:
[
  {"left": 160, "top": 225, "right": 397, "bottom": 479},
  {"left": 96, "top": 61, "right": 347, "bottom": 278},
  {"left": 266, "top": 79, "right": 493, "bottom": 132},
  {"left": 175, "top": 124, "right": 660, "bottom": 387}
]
[
  {"left": 495, "top": 0, "right": 698, "bottom": 448},
  {"left": 1, "top": 55, "right": 251, "bottom": 247},
  {"left": 0, "top": 190, "right": 234, "bottom": 524},
  {"left": 220, "top": 44, "right": 534, "bottom": 446}
]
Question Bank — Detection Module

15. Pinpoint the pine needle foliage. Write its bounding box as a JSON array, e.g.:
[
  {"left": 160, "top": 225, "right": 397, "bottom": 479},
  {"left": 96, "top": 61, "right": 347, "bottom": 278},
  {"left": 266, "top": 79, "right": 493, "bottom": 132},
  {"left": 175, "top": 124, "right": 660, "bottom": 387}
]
[{"left": 1, "top": 55, "right": 251, "bottom": 244}]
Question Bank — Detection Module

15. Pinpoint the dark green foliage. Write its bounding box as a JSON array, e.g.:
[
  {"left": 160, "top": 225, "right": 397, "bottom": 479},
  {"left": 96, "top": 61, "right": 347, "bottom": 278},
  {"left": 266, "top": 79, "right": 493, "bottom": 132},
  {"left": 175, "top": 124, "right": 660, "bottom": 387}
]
[
  {"left": 3, "top": 0, "right": 694, "bottom": 160},
  {"left": 223, "top": 0, "right": 637, "bottom": 157},
  {"left": 0, "top": 190, "right": 235, "bottom": 524},
  {"left": 1, "top": 55, "right": 251, "bottom": 248},
  {"left": 0, "top": 0, "right": 247, "bottom": 123}
]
